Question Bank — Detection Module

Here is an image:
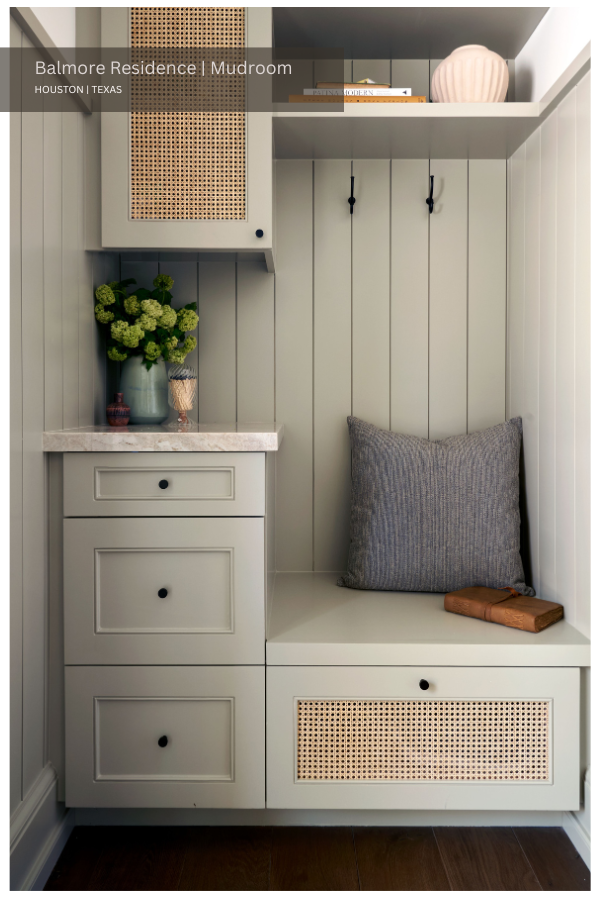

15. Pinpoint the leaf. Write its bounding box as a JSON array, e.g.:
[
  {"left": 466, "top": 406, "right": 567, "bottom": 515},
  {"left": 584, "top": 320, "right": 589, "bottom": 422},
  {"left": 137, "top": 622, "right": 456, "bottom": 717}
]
[{"left": 120, "top": 278, "right": 137, "bottom": 287}]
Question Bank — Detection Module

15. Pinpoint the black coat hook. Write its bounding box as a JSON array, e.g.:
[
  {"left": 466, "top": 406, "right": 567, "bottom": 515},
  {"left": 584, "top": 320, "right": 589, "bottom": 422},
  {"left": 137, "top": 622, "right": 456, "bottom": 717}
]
[
  {"left": 348, "top": 175, "right": 356, "bottom": 214},
  {"left": 425, "top": 175, "right": 434, "bottom": 214}
]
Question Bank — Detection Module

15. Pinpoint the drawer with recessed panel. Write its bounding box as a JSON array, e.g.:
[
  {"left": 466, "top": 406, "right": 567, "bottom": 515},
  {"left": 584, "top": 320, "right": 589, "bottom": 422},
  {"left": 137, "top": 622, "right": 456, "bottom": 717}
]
[
  {"left": 63, "top": 452, "right": 265, "bottom": 517},
  {"left": 64, "top": 516, "right": 265, "bottom": 665}
]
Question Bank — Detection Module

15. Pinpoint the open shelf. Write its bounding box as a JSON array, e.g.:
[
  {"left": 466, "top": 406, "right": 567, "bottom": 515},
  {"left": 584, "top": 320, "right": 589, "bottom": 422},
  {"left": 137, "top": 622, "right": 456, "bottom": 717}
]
[
  {"left": 266, "top": 573, "right": 590, "bottom": 667},
  {"left": 273, "top": 101, "right": 544, "bottom": 160}
]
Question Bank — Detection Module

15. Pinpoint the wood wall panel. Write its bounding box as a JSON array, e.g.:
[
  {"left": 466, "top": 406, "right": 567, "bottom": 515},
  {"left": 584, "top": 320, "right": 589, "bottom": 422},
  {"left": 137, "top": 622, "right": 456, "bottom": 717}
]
[
  {"left": 352, "top": 159, "right": 390, "bottom": 429},
  {"left": 538, "top": 114, "right": 558, "bottom": 600},
  {"left": 43, "top": 110, "right": 63, "bottom": 432},
  {"left": 555, "top": 90, "right": 577, "bottom": 620},
  {"left": 468, "top": 159, "right": 507, "bottom": 433},
  {"left": 21, "top": 43, "right": 47, "bottom": 794},
  {"left": 237, "top": 262, "right": 275, "bottom": 422},
  {"left": 196, "top": 261, "right": 237, "bottom": 422},
  {"left": 391, "top": 60, "right": 430, "bottom": 101},
  {"left": 429, "top": 159, "right": 468, "bottom": 439},
  {"left": 522, "top": 129, "right": 541, "bottom": 593},
  {"left": 313, "top": 160, "right": 352, "bottom": 571},
  {"left": 10, "top": 17, "right": 23, "bottom": 815},
  {"left": 390, "top": 159, "right": 429, "bottom": 438},
  {"left": 507, "top": 76, "right": 589, "bottom": 632},
  {"left": 574, "top": 72, "right": 591, "bottom": 637},
  {"left": 61, "top": 111, "right": 82, "bottom": 431},
  {"left": 275, "top": 161, "right": 314, "bottom": 571}
]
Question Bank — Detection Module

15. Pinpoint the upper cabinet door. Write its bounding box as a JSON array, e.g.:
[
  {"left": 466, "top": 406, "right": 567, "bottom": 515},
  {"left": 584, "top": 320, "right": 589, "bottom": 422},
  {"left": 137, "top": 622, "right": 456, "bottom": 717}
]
[{"left": 100, "top": 7, "right": 274, "bottom": 270}]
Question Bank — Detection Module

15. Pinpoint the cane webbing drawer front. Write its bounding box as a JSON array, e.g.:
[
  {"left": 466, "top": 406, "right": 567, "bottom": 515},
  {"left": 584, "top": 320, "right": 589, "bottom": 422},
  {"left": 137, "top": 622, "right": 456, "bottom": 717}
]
[
  {"left": 267, "top": 666, "right": 580, "bottom": 810},
  {"left": 64, "top": 517, "right": 265, "bottom": 665},
  {"left": 65, "top": 666, "right": 265, "bottom": 808},
  {"left": 130, "top": 7, "right": 246, "bottom": 222},
  {"left": 63, "top": 452, "right": 265, "bottom": 517},
  {"left": 297, "top": 699, "right": 550, "bottom": 783}
]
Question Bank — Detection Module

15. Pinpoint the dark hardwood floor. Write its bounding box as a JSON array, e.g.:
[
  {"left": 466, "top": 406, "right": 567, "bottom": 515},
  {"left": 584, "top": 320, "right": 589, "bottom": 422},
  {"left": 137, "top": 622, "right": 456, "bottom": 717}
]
[{"left": 45, "top": 825, "right": 590, "bottom": 891}]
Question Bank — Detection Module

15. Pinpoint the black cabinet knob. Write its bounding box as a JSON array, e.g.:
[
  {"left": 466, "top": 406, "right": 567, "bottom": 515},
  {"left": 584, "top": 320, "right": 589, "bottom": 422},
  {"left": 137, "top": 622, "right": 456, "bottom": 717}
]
[
  {"left": 158, "top": 588, "right": 168, "bottom": 599},
  {"left": 255, "top": 229, "right": 264, "bottom": 238},
  {"left": 158, "top": 479, "right": 169, "bottom": 490},
  {"left": 158, "top": 735, "right": 168, "bottom": 748},
  {"left": 419, "top": 679, "right": 430, "bottom": 691}
]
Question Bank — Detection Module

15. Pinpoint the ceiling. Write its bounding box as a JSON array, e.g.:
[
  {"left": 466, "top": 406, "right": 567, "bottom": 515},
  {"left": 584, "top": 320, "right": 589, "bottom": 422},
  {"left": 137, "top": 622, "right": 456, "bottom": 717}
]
[{"left": 272, "top": 7, "right": 549, "bottom": 60}]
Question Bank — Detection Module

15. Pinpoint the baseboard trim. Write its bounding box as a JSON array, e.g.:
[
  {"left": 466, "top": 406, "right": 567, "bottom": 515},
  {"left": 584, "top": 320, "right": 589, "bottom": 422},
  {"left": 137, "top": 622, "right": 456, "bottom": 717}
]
[
  {"left": 75, "top": 808, "right": 564, "bottom": 828},
  {"left": 10, "top": 764, "right": 74, "bottom": 890},
  {"left": 562, "top": 810, "right": 591, "bottom": 869}
]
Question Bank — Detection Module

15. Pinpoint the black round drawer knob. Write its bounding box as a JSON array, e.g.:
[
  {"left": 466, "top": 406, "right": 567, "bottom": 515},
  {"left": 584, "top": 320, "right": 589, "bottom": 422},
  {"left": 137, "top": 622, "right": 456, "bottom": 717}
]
[
  {"left": 158, "top": 735, "right": 168, "bottom": 748},
  {"left": 255, "top": 229, "right": 264, "bottom": 238},
  {"left": 158, "top": 479, "right": 169, "bottom": 490},
  {"left": 419, "top": 679, "right": 430, "bottom": 691},
  {"left": 157, "top": 588, "right": 168, "bottom": 599}
]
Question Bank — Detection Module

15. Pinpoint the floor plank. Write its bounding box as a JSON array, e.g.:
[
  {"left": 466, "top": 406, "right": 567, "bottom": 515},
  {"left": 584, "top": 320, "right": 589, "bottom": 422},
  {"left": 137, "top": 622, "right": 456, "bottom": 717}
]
[
  {"left": 434, "top": 826, "right": 543, "bottom": 891},
  {"left": 178, "top": 826, "right": 272, "bottom": 891},
  {"left": 354, "top": 826, "right": 451, "bottom": 891},
  {"left": 514, "top": 826, "right": 590, "bottom": 891},
  {"left": 270, "top": 826, "right": 359, "bottom": 891},
  {"left": 86, "top": 826, "right": 187, "bottom": 891},
  {"left": 44, "top": 827, "right": 108, "bottom": 891}
]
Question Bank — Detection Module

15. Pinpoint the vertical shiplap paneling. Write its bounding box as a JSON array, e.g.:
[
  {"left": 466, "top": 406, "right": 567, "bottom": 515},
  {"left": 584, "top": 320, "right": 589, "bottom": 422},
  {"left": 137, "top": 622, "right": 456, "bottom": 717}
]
[
  {"left": 43, "top": 110, "right": 63, "bottom": 432},
  {"left": 574, "top": 72, "right": 591, "bottom": 637},
  {"left": 429, "top": 159, "right": 468, "bottom": 439},
  {"left": 78, "top": 111, "right": 95, "bottom": 426},
  {"left": 196, "top": 261, "right": 237, "bottom": 421},
  {"left": 351, "top": 59, "right": 391, "bottom": 86},
  {"left": 20, "top": 35, "right": 47, "bottom": 795},
  {"left": 538, "top": 114, "right": 558, "bottom": 600},
  {"left": 237, "top": 262, "right": 275, "bottom": 422},
  {"left": 120, "top": 253, "right": 159, "bottom": 289},
  {"left": 275, "top": 160, "right": 313, "bottom": 571},
  {"left": 555, "top": 89, "right": 577, "bottom": 614},
  {"left": 352, "top": 159, "right": 390, "bottom": 429},
  {"left": 390, "top": 159, "right": 429, "bottom": 437},
  {"left": 523, "top": 128, "right": 542, "bottom": 594},
  {"left": 46, "top": 453, "right": 64, "bottom": 801},
  {"left": 313, "top": 160, "right": 352, "bottom": 571},
  {"left": 468, "top": 160, "right": 506, "bottom": 433},
  {"left": 10, "top": 17, "right": 23, "bottom": 814},
  {"left": 391, "top": 60, "right": 430, "bottom": 101},
  {"left": 61, "top": 108, "right": 82, "bottom": 430},
  {"left": 507, "top": 144, "right": 526, "bottom": 420}
]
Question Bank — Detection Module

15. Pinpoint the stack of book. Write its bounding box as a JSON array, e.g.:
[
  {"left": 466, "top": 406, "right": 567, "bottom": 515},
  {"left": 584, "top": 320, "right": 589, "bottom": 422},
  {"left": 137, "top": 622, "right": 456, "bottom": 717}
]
[{"left": 289, "top": 81, "right": 426, "bottom": 103}]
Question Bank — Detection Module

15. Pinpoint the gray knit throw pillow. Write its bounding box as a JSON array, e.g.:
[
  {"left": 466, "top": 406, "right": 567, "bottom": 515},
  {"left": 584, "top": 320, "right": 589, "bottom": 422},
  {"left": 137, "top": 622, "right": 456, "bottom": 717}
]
[{"left": 338, "top": 416, "right": 533, "bottom": 595}]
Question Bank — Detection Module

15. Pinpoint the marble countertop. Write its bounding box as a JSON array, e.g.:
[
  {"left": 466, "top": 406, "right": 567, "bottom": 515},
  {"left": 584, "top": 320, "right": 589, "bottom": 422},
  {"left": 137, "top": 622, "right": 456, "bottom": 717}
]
[{"left": 43, "top": 423, "right": 284, "bottom": 452}]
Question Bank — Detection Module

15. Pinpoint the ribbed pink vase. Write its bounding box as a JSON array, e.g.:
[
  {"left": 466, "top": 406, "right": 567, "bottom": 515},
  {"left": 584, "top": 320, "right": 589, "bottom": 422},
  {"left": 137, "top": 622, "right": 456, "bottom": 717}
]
[{"left": 431, "top": 45, "right": 509, "bottom": 103}]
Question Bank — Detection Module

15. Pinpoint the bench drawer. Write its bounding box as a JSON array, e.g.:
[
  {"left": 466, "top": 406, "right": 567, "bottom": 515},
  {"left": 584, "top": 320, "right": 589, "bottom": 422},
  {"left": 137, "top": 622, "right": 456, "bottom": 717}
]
[
  {"left": 63, "top": 452, "right": 265, "bottom": 517},
  {"left": 267, "top": 666, "right": 580, "bottom": 811},
  {"left": 65, "top": 666, "right": 265, "bottom": 808},
  {"left": 64, "top": 517, "right": 265, "bottom": 665}
]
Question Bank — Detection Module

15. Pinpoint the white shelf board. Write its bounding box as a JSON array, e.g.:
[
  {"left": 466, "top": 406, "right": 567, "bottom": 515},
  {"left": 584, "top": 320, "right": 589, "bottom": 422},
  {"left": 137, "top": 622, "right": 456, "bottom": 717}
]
[
  {"left": 266, "top": 573, "right": 590, "bottom": 667},
  {"left": 273, "top": 102, "right": 544, "bottom": 160}
]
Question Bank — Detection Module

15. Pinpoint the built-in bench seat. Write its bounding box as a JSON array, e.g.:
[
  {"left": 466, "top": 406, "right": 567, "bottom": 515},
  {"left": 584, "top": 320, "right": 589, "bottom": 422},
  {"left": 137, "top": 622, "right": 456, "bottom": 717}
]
[{"left": 266, "top": 572, "right": 590, "bottom": 667}]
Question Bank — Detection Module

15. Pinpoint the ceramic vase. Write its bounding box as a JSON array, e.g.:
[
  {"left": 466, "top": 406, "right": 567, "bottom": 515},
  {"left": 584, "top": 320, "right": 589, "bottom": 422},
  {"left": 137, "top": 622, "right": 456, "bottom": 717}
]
[
  {"left": 106, "top": 392, "right": 130, "bottom": 426},
  {"left": 120, "top": 356, "right": 169, "bottom": 424},
  {"left": 431, "top": 45, "right": 509, "bottom": 103}
]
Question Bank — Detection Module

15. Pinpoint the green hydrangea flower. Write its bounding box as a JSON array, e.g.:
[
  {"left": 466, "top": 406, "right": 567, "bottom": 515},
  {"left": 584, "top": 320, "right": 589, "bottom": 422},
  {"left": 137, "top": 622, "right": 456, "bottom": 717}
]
[
  {"left": 136, "top": 313, "right": 157, "bottom": 332},
  {"left": 167, "top": 348, "right": 186, "bottom": 364},
  {"left": 95, "top": 304, "right": 114, "bottom": 324},
  {"left": 121, "top": 323, "right": 145, "bottom": 348},
  {"left": 157, "top": 305, "right": 178, "bottom": 329},
  {"left": 111, "top": 320, "right": 129, "bottom": 342},
  {"left": 108, "top": 281, "right": 120, "bottom": 290},
  {"left": 124, "top": 295, "right": 141, "bottom": 316},
  {"left": 183, "top": 335, "right": 197, "bottom": 353},
  {"left": 95, "top": 284, "right": 116, "bottom": 306},
  {"left": 177, "top": 308, "right": 199, "bottom": 332},
  {"left": 153, "top": 274, "right": 174, "bottom": 292},
  {"left": 107, "top": 347, "right": 128, "bottom": 362},
  {"left": 141, "top": 298, "right": 162, "bottom": 319},
  {"left": 145, "top": 341, "right": 162, "bottom": 361}
]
